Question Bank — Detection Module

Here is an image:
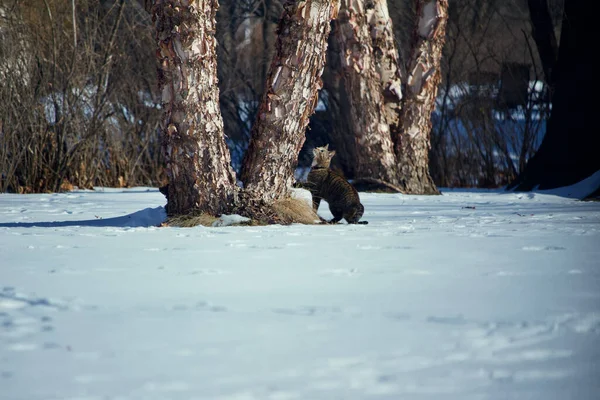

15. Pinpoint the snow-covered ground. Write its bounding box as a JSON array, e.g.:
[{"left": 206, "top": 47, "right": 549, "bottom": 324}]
[{"left": 1, "top": 186, "right": 599, "bottom": 400}]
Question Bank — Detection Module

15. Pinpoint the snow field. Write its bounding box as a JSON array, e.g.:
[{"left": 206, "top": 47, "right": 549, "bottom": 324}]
[{"left": 1, "top": 187, "right": 599, "bottom": 399}]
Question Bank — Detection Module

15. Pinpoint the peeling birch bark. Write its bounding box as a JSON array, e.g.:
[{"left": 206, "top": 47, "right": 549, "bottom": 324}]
[
  {"left": 241, "top": 0, "right": 340, "bottom": 202},
  {"left": 151, "top": 0, "right": 238, "bottom": 215},
  {"left": 334, "top": 0, "right": 399, "bottom": 185},
  {"left": 394, "top": 0, "right": 447, "bottom": 195},
  {"left": 367, "top": 0, "right": 403, "bottom": 135}
]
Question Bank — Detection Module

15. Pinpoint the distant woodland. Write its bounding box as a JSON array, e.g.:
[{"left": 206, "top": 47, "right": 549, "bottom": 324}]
[{"left": 0, "top": 0, "right": 568, "bottom": 195}]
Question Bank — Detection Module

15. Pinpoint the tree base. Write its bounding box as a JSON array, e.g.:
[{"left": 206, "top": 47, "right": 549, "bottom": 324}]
[{"left": 159, "top": 187, "right": 320, "bottom": 227}]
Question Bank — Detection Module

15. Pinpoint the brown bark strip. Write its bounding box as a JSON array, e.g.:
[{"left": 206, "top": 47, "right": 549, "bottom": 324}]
[
  {"left": 394, "top": 0, "right": 447, "bottom": 195},
  {"left": 241, "top": 0, "right": 340, "bottom": 202},
  {"left": 152, "top": 0, "right": 237, "bottom": 215},
  {"left": 334, "top": 0, "right": 399, "bottom": 185}
]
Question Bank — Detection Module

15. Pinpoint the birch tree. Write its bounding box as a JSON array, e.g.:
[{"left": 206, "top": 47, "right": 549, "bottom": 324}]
[
  {"left": 394, "top": 0, "right": 447, "bottom": 195},
  {"left": 241, "top": 0, "right": 341, "bottom": 202},
  {"left": 333, "top": 0, "right": 447, "bottom": 194},
  {"left": 151, "top": 0, "right": 238, "bottom": 216},
  {"left": 367, "top": 0, "right": 404, "bottom": 138},
  {"left": 151, "top": 0, "right": 338, "bottom": 222},
  {"left": 333, "top": 0, "right": 399, "bottom": 186}
]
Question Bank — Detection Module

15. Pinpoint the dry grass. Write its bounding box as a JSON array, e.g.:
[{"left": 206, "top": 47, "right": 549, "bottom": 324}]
[
  {"left": 271, "top": 197, "right": 320, "bottom": 225},
  {"left": 162, "top": 195, "right": 320, "bottom": 228},
  {"left": 164, "top": 212, "right": 219, "bottom": 228}
]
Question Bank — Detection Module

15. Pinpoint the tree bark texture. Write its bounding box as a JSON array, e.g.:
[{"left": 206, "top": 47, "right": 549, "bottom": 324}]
[
  {"left": 241, "top": 0, "right": 340, "bottom": 202},
  {"left": 508, "top": 0, "right": 597, "bottom": 194},
  {"left": 394, "top": 0, "right": 447, "bottom": 195},
  {"left": 334, "top": 0, "right": 399, "bottom": 185},
  {"left": 367, "top": 0, "right": 404, "bottom": 138},
  {"left": 321, "top": 25, "right": 357, "bottom": 178},
  {"left": 152, "top": 0, "right": 237, "bottom": 216}
]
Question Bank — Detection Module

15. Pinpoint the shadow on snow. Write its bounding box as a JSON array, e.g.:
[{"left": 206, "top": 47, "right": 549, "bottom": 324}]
[{"left": 0, "top": 207, "right": 166, "bottom": 228}]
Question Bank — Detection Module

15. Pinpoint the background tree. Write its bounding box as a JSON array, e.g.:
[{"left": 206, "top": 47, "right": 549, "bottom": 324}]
[
  {"left": 368, "top": 0, "right": 404, "bottom": 145},
  {"left": 508, "top": 0, "right": 597, "bottom": 195},
  {"left": 331, "top": 0, "right": 446, "bottom": 194},
  {"left": 333, "top": 0, "right": 400, "bottom": 186},
  {"left": 394, "top": 0, "right": 447, "bottom": 194},
  {"left": 317, "top": 30, "right": 358, "bottom": 178},
  {"left": 3, "top": 0, "right": 585, "bottom": 198},
  {"left": 527, "top": 0, "right": 558, "bottom": 91}
]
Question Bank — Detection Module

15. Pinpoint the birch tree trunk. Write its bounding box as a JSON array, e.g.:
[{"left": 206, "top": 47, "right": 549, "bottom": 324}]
[
  {"left": 394, "top": 0, "right": 447, "bottom": 195},
  {"left": 367, "top": 0, "right": 404, "bottom": 139},
  {"left": 241, "top": 0, "right": 340, "bottom": 202},
  {"left": 151, "top": 0, "right": 238, "bottom": 216},
  {"left": 334, "top": 0, "right": 399, "bottom": 185}
]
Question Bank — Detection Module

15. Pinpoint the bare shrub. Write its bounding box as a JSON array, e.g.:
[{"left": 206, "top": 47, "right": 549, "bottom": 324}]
[
  {"left": 0, "top": 0, "right": 162, "bottom": 193},
  {"left": 0, "top": 0, "right": 559, "bottom": 193},
  {"left": 428, "top": 0, "right": 552, "bottom": 188}
]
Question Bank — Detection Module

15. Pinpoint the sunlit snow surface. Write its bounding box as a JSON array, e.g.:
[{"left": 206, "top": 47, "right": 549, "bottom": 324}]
[{"left": 1, "top": 186, "right": 599, "bottom": 400}]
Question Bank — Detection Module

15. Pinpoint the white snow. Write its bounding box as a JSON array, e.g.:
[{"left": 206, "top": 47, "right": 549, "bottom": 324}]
[
  {"left": 212, "top": 214, "right": 251, "bottom": 227},
  {"left": 1, "top": 185, "right": 599, "bottom": 400},
  {"left": 536, "top": 169, "right": 600, "bottom": 199},
  {"left": 290, "top": 187, "right": 313, "bottom": 209}
]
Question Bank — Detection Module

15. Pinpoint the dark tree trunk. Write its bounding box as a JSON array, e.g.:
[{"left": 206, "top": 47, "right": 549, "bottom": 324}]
[
  {"left": 151, "top": 0, "right": 238, "bottom": 216},
  {"left": 321, "top": 22, "right": 357, "bottom": 178},
  {"left": 241, "top": 0, "right": 339, "bottom": 202},
  {"left": 508, "top": 0, "right": 597, "bottom": 194},
  {"left": 527, "top": 0, "right": 559, "bottom": 89}
]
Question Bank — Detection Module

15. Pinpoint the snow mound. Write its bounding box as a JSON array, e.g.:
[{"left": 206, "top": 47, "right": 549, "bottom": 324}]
[
  {"left": 290, "top": 187, "right": 313, "bottom": 208},
  {"left": 538, "top": 170, "right": 600, "bottom": 199},
  {"left": 212, "top": 214, "right": 251, "bottom": 227}
]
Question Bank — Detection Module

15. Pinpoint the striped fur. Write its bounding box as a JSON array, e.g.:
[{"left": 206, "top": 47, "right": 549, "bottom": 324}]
[{"left": 307, "top": 145, "right": 367, "bottom": 224}]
